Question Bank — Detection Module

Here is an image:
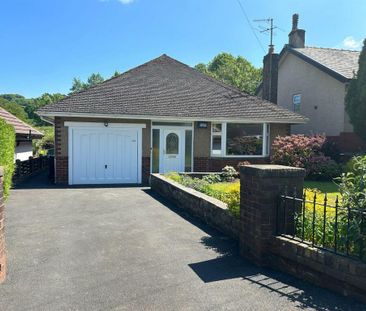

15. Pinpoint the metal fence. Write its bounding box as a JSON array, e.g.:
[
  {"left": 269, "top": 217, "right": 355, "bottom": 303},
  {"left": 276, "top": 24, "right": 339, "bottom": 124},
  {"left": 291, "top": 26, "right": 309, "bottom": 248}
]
[{"left": 277, "top": 188, "right": 366, "bottom": 262}]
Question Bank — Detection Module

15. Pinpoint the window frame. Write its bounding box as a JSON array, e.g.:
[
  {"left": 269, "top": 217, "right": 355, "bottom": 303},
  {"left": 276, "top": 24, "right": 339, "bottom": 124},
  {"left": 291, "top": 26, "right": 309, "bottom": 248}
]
[{"left": 210, "top": 122, "right": 270, "bottom": 158}]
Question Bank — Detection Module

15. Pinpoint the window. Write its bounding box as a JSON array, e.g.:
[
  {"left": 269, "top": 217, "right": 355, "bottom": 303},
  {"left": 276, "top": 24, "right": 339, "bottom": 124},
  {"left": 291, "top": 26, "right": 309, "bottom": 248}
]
[
  {"left": 166, "top": 133, "right": 179, "bottom": 154},
  {"left": 226, "top": 123, "right": 263, "bottom": 156},
  {"left": 211, "top": 123, "right": 223, "bottom": 155},
  {"left": 152, "top": 129, "right": 160, "bottom": 173},
  {"left": 185, "top": 130, "right": 192, "bottom": 172},
  {"left": 293, "top": 94, "right": 301, "bottom": 112},
  {"left": 211, "top": 123, "right": 269, "bottom": 157}
]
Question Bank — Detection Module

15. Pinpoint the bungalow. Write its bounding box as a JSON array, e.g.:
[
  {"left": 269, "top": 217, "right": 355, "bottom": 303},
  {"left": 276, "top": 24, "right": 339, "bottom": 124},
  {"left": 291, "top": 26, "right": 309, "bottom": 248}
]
[
  {"left": 0, "top": 107, "right": 43, "bottom": 161},
  {"left": 37, "top": 55, "right": 306, "bottom": 185}
]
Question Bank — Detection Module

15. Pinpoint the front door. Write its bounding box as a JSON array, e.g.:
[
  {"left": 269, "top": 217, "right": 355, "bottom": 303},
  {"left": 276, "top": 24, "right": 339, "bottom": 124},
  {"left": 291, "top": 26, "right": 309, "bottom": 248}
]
[{"left": 160, "top": 129, "right": 185, "bottom": 173}]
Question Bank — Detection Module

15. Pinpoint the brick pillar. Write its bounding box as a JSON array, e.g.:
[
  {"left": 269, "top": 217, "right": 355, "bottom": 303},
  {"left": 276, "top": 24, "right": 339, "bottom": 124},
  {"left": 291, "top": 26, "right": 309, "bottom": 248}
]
[
  {"left": 0, "top": 167, "right": 6, "bottom": 282},
  {"left": 239, "top": 165, "right": 305, "bottom": 266}
]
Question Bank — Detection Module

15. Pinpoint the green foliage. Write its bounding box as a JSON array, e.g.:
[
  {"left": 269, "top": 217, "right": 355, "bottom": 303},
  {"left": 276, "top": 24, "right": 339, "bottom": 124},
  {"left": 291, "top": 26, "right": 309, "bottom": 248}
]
[
  {"left": 338, "top": 156, "right": 366, "bottom": 211},
  {"left": 25, "top": 93, "right": 65, "bottom": 126},
  {"left": 70, "top": 78, "right": 88, "bottom": 93},
  {"left": 165, "top": 172, "right": 240, "bottom": 217},
  {"left": 0, "top": 93, "right": 64, "bottom": 126},
  {"left": 70, "top": 72, "right": 111, "bottom": 93},
  {"left": 0, "top": 119, "right": 15, "bottom": 199},
  {"left": 195, "top": 52, "right": 262, "bottom": 94},
  {"left": 87, "top": 73, "right": 104, "bottom": 87},
  {"left": 33, "top": 126, "right": 54, "bottom": 156},
  {"left": 0, "top": 97, "right": 30, "bottom": 123},
  {"left": 345, "top": 39, "right": 366, "bottom": 141},
  {"left": 221, "top": 165, "right": 238, "bottom": 182}
]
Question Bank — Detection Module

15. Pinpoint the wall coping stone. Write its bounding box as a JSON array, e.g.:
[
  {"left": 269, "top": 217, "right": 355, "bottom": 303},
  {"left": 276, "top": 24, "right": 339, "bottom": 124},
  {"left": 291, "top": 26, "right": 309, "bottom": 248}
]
[
  {"left": 151, "top": 174, "right": 228, "bottom": 210},
  {"left": 240, "top": 164, "right": 306, "bottom": 178}
]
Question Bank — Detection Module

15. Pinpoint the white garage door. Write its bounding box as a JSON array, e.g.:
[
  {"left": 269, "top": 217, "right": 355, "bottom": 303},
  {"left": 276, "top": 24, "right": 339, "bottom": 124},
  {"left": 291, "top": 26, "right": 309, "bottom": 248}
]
[{"left": 69, "top": 125, "right": 142, "bottom": 185}]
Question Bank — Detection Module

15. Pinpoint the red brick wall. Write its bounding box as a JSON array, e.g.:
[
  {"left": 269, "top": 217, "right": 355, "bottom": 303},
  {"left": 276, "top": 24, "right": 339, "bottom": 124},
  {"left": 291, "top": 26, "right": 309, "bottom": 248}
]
[
  {"left": 327, "top": 132, "right": 366, "bottom": 153},
  {"left": 142, "top": 157, "right": 150, "bottom": 184},
  {"left": 193, "top": 157, "right": 269, "bottom": 172},
  {"left": 0, "top": 167, "right": 6, "bottom": 283},
  {"left": 54, "top": 117, "right": 68, "bottom": 184}
]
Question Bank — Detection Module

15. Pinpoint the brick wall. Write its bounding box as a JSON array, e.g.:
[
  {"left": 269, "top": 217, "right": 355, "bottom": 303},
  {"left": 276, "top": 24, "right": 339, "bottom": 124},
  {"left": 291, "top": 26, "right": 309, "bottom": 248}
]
[
  {"left": 239, "top": 164, "right": 366, "bottom": 303},
  {"left": 194, "top": 157, "right": 269, "bottom": 172},
  {"left": 0, "top": 167, "right": 6, "bottom": 283},
  {"left": 328, "top": 132, "right": 366, "bottom": 153},
  {"left": 55, "top": 117, "right": 68, "bottom": 184},
  {"left": 142, "top": 157, "right": 150, "bottom": 184}
]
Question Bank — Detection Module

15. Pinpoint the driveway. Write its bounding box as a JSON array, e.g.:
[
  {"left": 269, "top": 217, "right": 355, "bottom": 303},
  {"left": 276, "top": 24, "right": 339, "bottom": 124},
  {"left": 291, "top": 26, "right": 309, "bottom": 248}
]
[{"left": 0, "top": 180, "right": 364, "bottom": 310}]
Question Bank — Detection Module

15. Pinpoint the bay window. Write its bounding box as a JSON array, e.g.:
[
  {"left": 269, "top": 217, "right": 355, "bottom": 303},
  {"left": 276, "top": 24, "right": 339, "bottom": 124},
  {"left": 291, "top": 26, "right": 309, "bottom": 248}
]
[{"left": 211, "top": 122, "right": 270, "bottom": 157}]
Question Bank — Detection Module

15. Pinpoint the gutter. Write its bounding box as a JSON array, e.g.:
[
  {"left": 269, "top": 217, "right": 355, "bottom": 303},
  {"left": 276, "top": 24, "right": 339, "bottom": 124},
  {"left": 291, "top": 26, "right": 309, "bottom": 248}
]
[{"left": 37, "top": 111, "right": 308, "bottom": 125}]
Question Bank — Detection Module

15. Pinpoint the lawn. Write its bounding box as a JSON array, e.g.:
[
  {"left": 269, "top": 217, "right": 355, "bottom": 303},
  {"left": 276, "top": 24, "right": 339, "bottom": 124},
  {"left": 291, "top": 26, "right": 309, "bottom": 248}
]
[{"left": 303, "top": 180, "right": 341, "bottom": 204}]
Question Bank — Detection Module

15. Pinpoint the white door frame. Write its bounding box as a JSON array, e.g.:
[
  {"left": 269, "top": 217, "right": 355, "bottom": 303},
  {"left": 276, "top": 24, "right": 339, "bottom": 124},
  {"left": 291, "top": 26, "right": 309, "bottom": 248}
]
[
  {"left": 151, "top": 124, "right": 194, "bottom": 174},
  {"left": 66, "top": 122, "right": 145, "bottom": 185}
]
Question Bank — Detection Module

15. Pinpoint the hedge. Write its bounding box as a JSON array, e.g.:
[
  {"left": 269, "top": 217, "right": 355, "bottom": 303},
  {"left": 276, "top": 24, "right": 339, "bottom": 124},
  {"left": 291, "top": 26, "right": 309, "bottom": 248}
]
[{"left": 0, "top": 119, "right": 15, "bottom": 199}]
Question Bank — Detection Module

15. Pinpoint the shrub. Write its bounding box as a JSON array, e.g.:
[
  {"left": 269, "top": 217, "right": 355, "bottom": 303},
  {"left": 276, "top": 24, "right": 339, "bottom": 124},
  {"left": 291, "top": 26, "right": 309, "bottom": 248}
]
[
  {"left": 0, "top": 119, "right": 15, "bottom": 199},
  {"left": 237, "top": 160, "right": 251, "bottom": 171},
  {"left": 202, "top": 173, "right": 221, "bottom": 184},
  {"left": 306, "top": 156, "right": 342, "bottom": 181},
  {"left": 221, "top": 166, "right": 238, "bottom": 182},
  {"left": 271, "top": 134, "right": 341, "bottom": 180},
  {"left": 321, "top": 139, "right": 341, "bottom": 163},
  {"left": 338, "top": 156, "right": 366, "bottom": 211},
  {"left": 337, "top": 156, "right": 366, "bottom": 257},
  {"left": 165, "top": 172, "right": 182, "bottom": 183}
]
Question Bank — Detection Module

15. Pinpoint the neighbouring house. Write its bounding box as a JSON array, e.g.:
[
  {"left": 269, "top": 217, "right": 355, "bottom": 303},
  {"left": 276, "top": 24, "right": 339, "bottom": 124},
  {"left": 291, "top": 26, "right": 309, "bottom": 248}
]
[
  {"left": 257, "top": 14, "right": 364, "bottom": 153},
  {"left": 37, "top": 55, "right": 306, "bottom": 185},
  {"left": 0, "top": 107, "right": 43, "bottom": 161}
]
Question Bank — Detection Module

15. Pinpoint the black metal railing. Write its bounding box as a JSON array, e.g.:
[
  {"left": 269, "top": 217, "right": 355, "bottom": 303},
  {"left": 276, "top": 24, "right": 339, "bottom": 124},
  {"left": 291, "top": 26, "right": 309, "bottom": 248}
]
[{"left": 277, "top": 188, "right": 366, "bottom": 262}]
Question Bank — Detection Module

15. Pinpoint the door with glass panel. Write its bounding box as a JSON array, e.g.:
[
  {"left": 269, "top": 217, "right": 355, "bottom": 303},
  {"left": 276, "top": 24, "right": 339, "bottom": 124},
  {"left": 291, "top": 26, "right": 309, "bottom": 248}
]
[{"left": 160, "top": 129, "right": 185, "bottom": 173}]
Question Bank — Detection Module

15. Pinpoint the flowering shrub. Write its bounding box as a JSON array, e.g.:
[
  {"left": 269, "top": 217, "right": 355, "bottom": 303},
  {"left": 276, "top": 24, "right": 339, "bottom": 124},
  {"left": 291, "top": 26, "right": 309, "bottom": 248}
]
[
  {"left": 271, "top": 134, "right": 341, "bottom": 180},
  {"left": 221, "top": 166, "right": 238, "bottom": 182}
]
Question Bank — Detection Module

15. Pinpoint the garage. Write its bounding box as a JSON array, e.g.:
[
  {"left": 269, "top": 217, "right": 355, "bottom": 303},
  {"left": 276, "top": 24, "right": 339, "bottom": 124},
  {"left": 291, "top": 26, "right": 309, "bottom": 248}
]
[{"left": 66, "top": 122, "right": 144, "bottom": 185}]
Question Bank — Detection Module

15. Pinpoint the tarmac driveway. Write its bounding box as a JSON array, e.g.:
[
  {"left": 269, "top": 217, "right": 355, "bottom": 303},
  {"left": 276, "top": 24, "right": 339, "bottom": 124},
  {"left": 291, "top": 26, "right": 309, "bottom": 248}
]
[{"left": 0, "top": 182, "right": 364, "bottom": 310}]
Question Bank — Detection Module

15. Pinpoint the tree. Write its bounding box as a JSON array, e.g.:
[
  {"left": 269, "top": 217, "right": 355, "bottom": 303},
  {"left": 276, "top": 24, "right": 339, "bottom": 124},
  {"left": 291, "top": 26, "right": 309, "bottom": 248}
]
[
  {"left": 70, "top": 73, "right": 105, "bottom": 93},
  {"left": 87, "top": 73, "right": 104, "bottom": 87},
  {"left": 70, "top": 78, "right": 88, "bottom": 93},
  {"left": 195, "top": 52, "right": 262, "bottom": 94},
  {"left": 0, "top": 97, "right": 30, "bottom": 123},
  {"left": 346, "top": 39, "right": 366, "bottom": 141},
  {"left": 112, "top": 70, "right": 121, "bottom": 77}
]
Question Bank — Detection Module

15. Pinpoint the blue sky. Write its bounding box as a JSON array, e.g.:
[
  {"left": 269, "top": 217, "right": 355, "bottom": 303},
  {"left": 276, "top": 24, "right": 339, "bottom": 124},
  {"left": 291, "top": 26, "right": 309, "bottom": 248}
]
[{"left": 1, "top": 0, "right": 365, "bottom": 98}]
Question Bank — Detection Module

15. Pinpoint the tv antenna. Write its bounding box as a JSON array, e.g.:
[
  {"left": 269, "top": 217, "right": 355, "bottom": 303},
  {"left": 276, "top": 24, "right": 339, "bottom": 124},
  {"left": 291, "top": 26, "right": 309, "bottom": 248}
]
[{"left": 253, "top": 18, "right": 277, "bottom": 52}]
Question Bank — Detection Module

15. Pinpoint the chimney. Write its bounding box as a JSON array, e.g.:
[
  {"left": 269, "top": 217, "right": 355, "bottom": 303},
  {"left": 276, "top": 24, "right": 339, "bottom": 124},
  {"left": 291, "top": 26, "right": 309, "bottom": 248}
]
[
  {"left": 288, "top": 13, "right": 305, "bottom": 48},
  {"left": 262, "top": 47, "right": 279, "bottom": 104}
]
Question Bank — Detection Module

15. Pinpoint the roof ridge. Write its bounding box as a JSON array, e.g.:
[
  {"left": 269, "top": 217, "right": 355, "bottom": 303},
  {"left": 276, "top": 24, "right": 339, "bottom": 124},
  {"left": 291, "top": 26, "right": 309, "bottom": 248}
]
[{"left": 302, "top": 46, "right": 361, "bottom": 53}]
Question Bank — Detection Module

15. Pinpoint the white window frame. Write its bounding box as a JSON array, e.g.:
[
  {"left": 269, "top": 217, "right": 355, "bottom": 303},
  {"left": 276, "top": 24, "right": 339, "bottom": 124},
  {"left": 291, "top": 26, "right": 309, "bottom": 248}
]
[{"left": 210, "top": 122, "right": 270, "bottom": 158}]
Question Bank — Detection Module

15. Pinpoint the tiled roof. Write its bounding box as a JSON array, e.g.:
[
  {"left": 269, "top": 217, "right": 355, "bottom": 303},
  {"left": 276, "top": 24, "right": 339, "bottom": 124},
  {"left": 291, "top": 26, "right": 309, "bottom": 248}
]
[
  {"left": 38, "top": 54, "right": 307, "bottom": 123},
  {"left": 0, "top": 107, "right": 43, "bottom": 138},
  {"left": 288, "top": 46, "right": 360, "bottom": 81}
]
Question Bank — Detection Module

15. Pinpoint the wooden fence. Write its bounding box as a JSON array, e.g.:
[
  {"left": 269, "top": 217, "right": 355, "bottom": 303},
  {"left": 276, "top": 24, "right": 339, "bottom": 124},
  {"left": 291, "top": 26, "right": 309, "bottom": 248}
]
[{"left": 13, "top": 156, "right": 49, "bottom": 184}]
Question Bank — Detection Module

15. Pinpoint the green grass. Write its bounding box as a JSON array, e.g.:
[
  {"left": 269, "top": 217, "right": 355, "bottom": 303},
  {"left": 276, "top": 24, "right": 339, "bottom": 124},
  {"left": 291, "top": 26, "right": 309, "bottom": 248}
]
[{"left": 304, "top": 181, "right": 339, "bottom": 193}]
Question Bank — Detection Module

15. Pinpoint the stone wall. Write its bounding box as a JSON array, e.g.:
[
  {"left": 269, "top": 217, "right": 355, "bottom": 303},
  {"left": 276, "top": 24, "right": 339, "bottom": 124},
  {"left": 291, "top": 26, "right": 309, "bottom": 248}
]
[
  {"left": 150, "top": 174, "right": 239, "bottom": 240},
  {"left": 0, "top": 167, "right": 6, "bottom": 282}
]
